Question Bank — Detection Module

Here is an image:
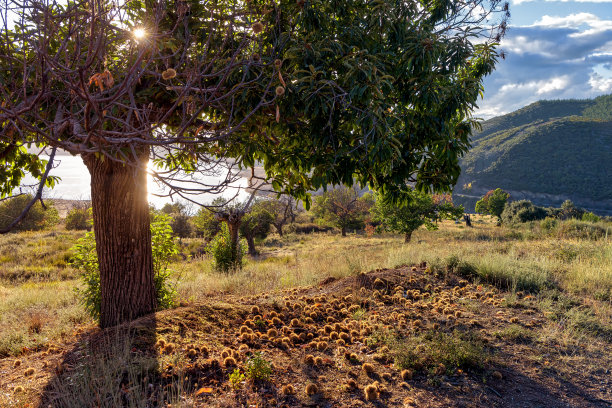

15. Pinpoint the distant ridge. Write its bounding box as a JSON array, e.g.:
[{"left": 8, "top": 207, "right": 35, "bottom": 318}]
[{"left": 455, "top": 94, "right": 612, "bottom": 214}]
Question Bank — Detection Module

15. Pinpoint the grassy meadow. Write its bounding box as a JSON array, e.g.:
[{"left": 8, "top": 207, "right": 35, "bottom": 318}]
[{"left": 1, "top": 215, "right": 611, "bottom": 406}]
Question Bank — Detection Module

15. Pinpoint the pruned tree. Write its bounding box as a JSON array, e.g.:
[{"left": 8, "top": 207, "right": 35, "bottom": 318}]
[
  {"left": 1, "top": 0, "right": 508, "bottom": 327},
  {"left": 312, "top": 186, "right": 372, "bottom": 236},
  {"left": 259, "top": 195, "right": 295, "bottom": 237},
  {"left": 239, "top": 200, "right": 274, "bottom": 255}
]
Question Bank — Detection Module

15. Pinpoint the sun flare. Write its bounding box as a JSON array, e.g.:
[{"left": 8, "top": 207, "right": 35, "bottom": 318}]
[{"left": 133, "top": 28, "right": 146, "bottom": 39}]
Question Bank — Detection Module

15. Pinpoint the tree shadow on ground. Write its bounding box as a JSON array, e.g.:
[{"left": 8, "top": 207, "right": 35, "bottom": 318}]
[{"left": 39, "top": 314, "right": 159, "bottom": 408}]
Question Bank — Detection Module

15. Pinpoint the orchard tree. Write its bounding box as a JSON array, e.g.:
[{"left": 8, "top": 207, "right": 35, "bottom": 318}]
[
  {"left": 372, "top": 191, "right": 463, "bottom": 242},
  {"left": 239, "top": 200, "right": 274, "bottom": 255},
  {"left": 259, "top": 195, "right": 296, "bottom": 237},
  {"left": 1, "top": 0, "right": 508, "bottom": 327},
  {"left": 475, "top": 188, "right": 510, "bottom": 221},
  {"left": 313, "top": 186, "right": 372, "bottom": 236}
]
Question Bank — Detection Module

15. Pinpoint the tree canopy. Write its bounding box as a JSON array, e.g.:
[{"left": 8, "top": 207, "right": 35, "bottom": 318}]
[
  {"left": 0, "top": 0, "right": 508, "bottom": 327},
  {"left": 372, "top": 191, "right": 463, "bottom": 242}
]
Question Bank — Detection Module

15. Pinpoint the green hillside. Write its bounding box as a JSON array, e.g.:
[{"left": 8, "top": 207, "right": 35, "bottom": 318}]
[{"left": 456, "top": 95, "right": 612, "bottom": 213}]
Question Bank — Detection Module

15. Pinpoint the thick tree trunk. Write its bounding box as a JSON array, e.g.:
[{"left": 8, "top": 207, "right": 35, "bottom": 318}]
[
  {"left": 83, "top": 152, "right": 155, "bottom": 329},
  {"left": 274, "top": 223, "right": 284, "bottom": 237},
  {"left": 341, "top": 226, "right": 346, "bottom": 237},
  {"left": 245, "top": 235, "right": 257, "bottom": 256},
  {"left": 404, "top": 231, "right": 412, "bottom": 243},
  {"left": 227, "top": 218, "right": 241, "bottom": 256}
]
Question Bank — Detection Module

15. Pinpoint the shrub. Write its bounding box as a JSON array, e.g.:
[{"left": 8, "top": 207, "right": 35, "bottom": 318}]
[
  {"left": 558, "top": 200, "right": 585, "bottom": 220},
  {"left": 501, "top": 200, "right": 547, "bottom": 224},
  {"left": 207, "top": 223, "right": 246, "bottom": 272},
  {"left": 556, "top": 220, "right": 606, "bottom": 240},
  {"left": 0, "top": 194, "right": 59, "bottom": 231},
  {"left": 540, "top": 217, "right": 558, "bottom": 232},
  {"left": 64, "top": 207, "right": 92, "bottom": 231},
  {"left": 71, "top": 213, "right": 178, "bottom": 321},
  {"left": 582, "top": 212, "right": 600, "bottom": 223},
  {"left": 244, "top": 352, "right": 273, "bottom": 382},
  {"left": 229, "top": 368, "right": 245, "bottom": 390}
]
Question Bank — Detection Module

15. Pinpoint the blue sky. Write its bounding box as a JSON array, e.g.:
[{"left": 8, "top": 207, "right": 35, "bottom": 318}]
[{"left": 476, "top": 0, "right": 612, "bottom": 118}]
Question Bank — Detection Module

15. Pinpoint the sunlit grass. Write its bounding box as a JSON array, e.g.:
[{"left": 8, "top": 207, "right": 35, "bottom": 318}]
[{"left": 0, "top": 217, "right": 611, "bottom": 356}]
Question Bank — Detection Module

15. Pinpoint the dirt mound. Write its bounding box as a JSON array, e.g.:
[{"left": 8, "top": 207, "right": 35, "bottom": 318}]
[{"left": 2, "top": 266, "right": 610, "bottom": 407}]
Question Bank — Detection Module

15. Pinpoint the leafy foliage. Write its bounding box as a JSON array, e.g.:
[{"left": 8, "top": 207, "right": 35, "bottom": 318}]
[
  {"left": 239, "top": 201, "right": 274, "bottom": 255},
  {"left": 71, "top": 213, "right": 178, "bottom": 320},
  {"left": 312, "top": 186, "right": 372, "bottom": 236},
  {"left": 229, "top": 368, "right": 245, "bottom": 390},
  {"left": 372, "top": 191, "right": 463, "bottom": 241},
  {"left": 0, "top": 195, "right": 59, "bottom": 232},
  {"left": 501, "top": 200, "right": 547, "bottom": 225},
  {"left": 244, "top": 352, "right": 273, "bottom": 382},
  {"left": 475, "top": 189, "right": 509, "bottom": 220},
  {"left": 193, "top": 207, "right": 221, "bottom": 240},
  {"left": 64, "top": 207, "right": 92, "bottom": 231},
  {"left": 207, "top": 223, "right": 246, "bottom": 273}
]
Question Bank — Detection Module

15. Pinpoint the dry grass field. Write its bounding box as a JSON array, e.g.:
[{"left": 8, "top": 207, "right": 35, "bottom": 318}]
[{"left": 0, "top": 216, "right": 610, "bottom": 407}]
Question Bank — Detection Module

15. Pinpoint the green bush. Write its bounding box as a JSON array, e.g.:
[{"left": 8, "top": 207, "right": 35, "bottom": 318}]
[
  {"left": 540, "top": 217, "right": 559, "bottom": 232},
  {"left": 556, "top": 220, "right": 606, "bottom": 240},
  {"left": 0, "top": 194, "right": 59, "bottom": 231},
  {"left": 65, "top": 207, "right": 92, "bottom": 231},
  {"left": 71, "top": 213, "right": 178, "bottom": 321},
  {"left": 582, "top": 212, "right": 600, "bottom": 223},
  {"left": 501, "top": 200, "right": 547, "bottom": 224},
  {"left": 207, "top": 223, "right": 246, "bottom": 272}
]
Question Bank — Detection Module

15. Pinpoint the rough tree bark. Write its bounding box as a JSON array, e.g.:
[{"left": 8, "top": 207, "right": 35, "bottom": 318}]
[
  {"left": 245, "top": 235, "right": 257, "bottom": 256},
  {"left": 83, "top": 151, "right": 155, "bottom": 329},
  {"left": 404, "top": 231, "right": 412, "bottom": 243}
]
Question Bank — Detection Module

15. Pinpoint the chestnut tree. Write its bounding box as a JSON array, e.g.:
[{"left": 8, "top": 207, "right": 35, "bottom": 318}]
[{"left": 0, "top": 0, "right": 508, "bottom": 327}]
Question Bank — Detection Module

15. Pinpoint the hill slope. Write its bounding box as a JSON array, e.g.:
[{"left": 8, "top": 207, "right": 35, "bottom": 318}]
[{"left": 456, "top": 95, "right": 612, "bottom": 213}]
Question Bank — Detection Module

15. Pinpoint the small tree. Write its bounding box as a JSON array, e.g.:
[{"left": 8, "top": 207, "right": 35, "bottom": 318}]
[
  {"left": 239, "top": 201, "right": 274, "bottom": 256},
  {"left": 160, "top": 202, "right": 193, "bottom": 238},
  {"left": 475, "top": 189, "right": 510, "bottom": 221},
  {"left": 312, "top": 186, "right": 372, "bottom": 236},
  {"left": 259, "top": 196, "right": 296, "bottom": 237},
  {"left": 372, "top": 191, "right": 463, "bottom": 242}
]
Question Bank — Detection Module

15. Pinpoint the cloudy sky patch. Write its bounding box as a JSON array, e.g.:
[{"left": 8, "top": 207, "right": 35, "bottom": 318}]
[{"left": 476, "top": 2, "right": 612, "bottom": 118}]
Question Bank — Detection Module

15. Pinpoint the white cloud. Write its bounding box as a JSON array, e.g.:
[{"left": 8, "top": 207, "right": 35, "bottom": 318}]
[
  {"left": 533, "top": 13, "right": 597, "bottom": 28},
  {"left": 475, "top": 8, "right": 612, "bottom": 118},
  {"left": 589, "top": 73, "right": 612, "bottom": 91},
  {"left": 497, "top": 76, "right": 570, "bottom": 95}
]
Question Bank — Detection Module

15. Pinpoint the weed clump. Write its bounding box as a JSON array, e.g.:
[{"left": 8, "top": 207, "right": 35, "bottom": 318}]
[{"left": 245, "top": 352, "right": 272, "bottom": 382}]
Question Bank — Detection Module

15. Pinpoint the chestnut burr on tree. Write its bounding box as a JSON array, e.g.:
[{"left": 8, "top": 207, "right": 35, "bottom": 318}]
[{"left": 0, "top": 0, "right": 508, "bottom": 327}]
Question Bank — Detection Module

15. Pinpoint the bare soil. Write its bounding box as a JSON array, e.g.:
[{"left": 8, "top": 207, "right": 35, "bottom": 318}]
[{"left": 1, "top": 265, "right": 610, "bottom": 407}]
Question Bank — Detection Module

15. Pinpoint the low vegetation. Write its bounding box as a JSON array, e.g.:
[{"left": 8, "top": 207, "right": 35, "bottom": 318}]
[{"left": 0, "top": 213, "right": 610, "bottom": 406}]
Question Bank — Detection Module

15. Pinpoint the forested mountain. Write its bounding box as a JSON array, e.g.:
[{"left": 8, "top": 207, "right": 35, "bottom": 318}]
[{"left": 455, "top": 95, "right": 612, "bottom": 214}]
